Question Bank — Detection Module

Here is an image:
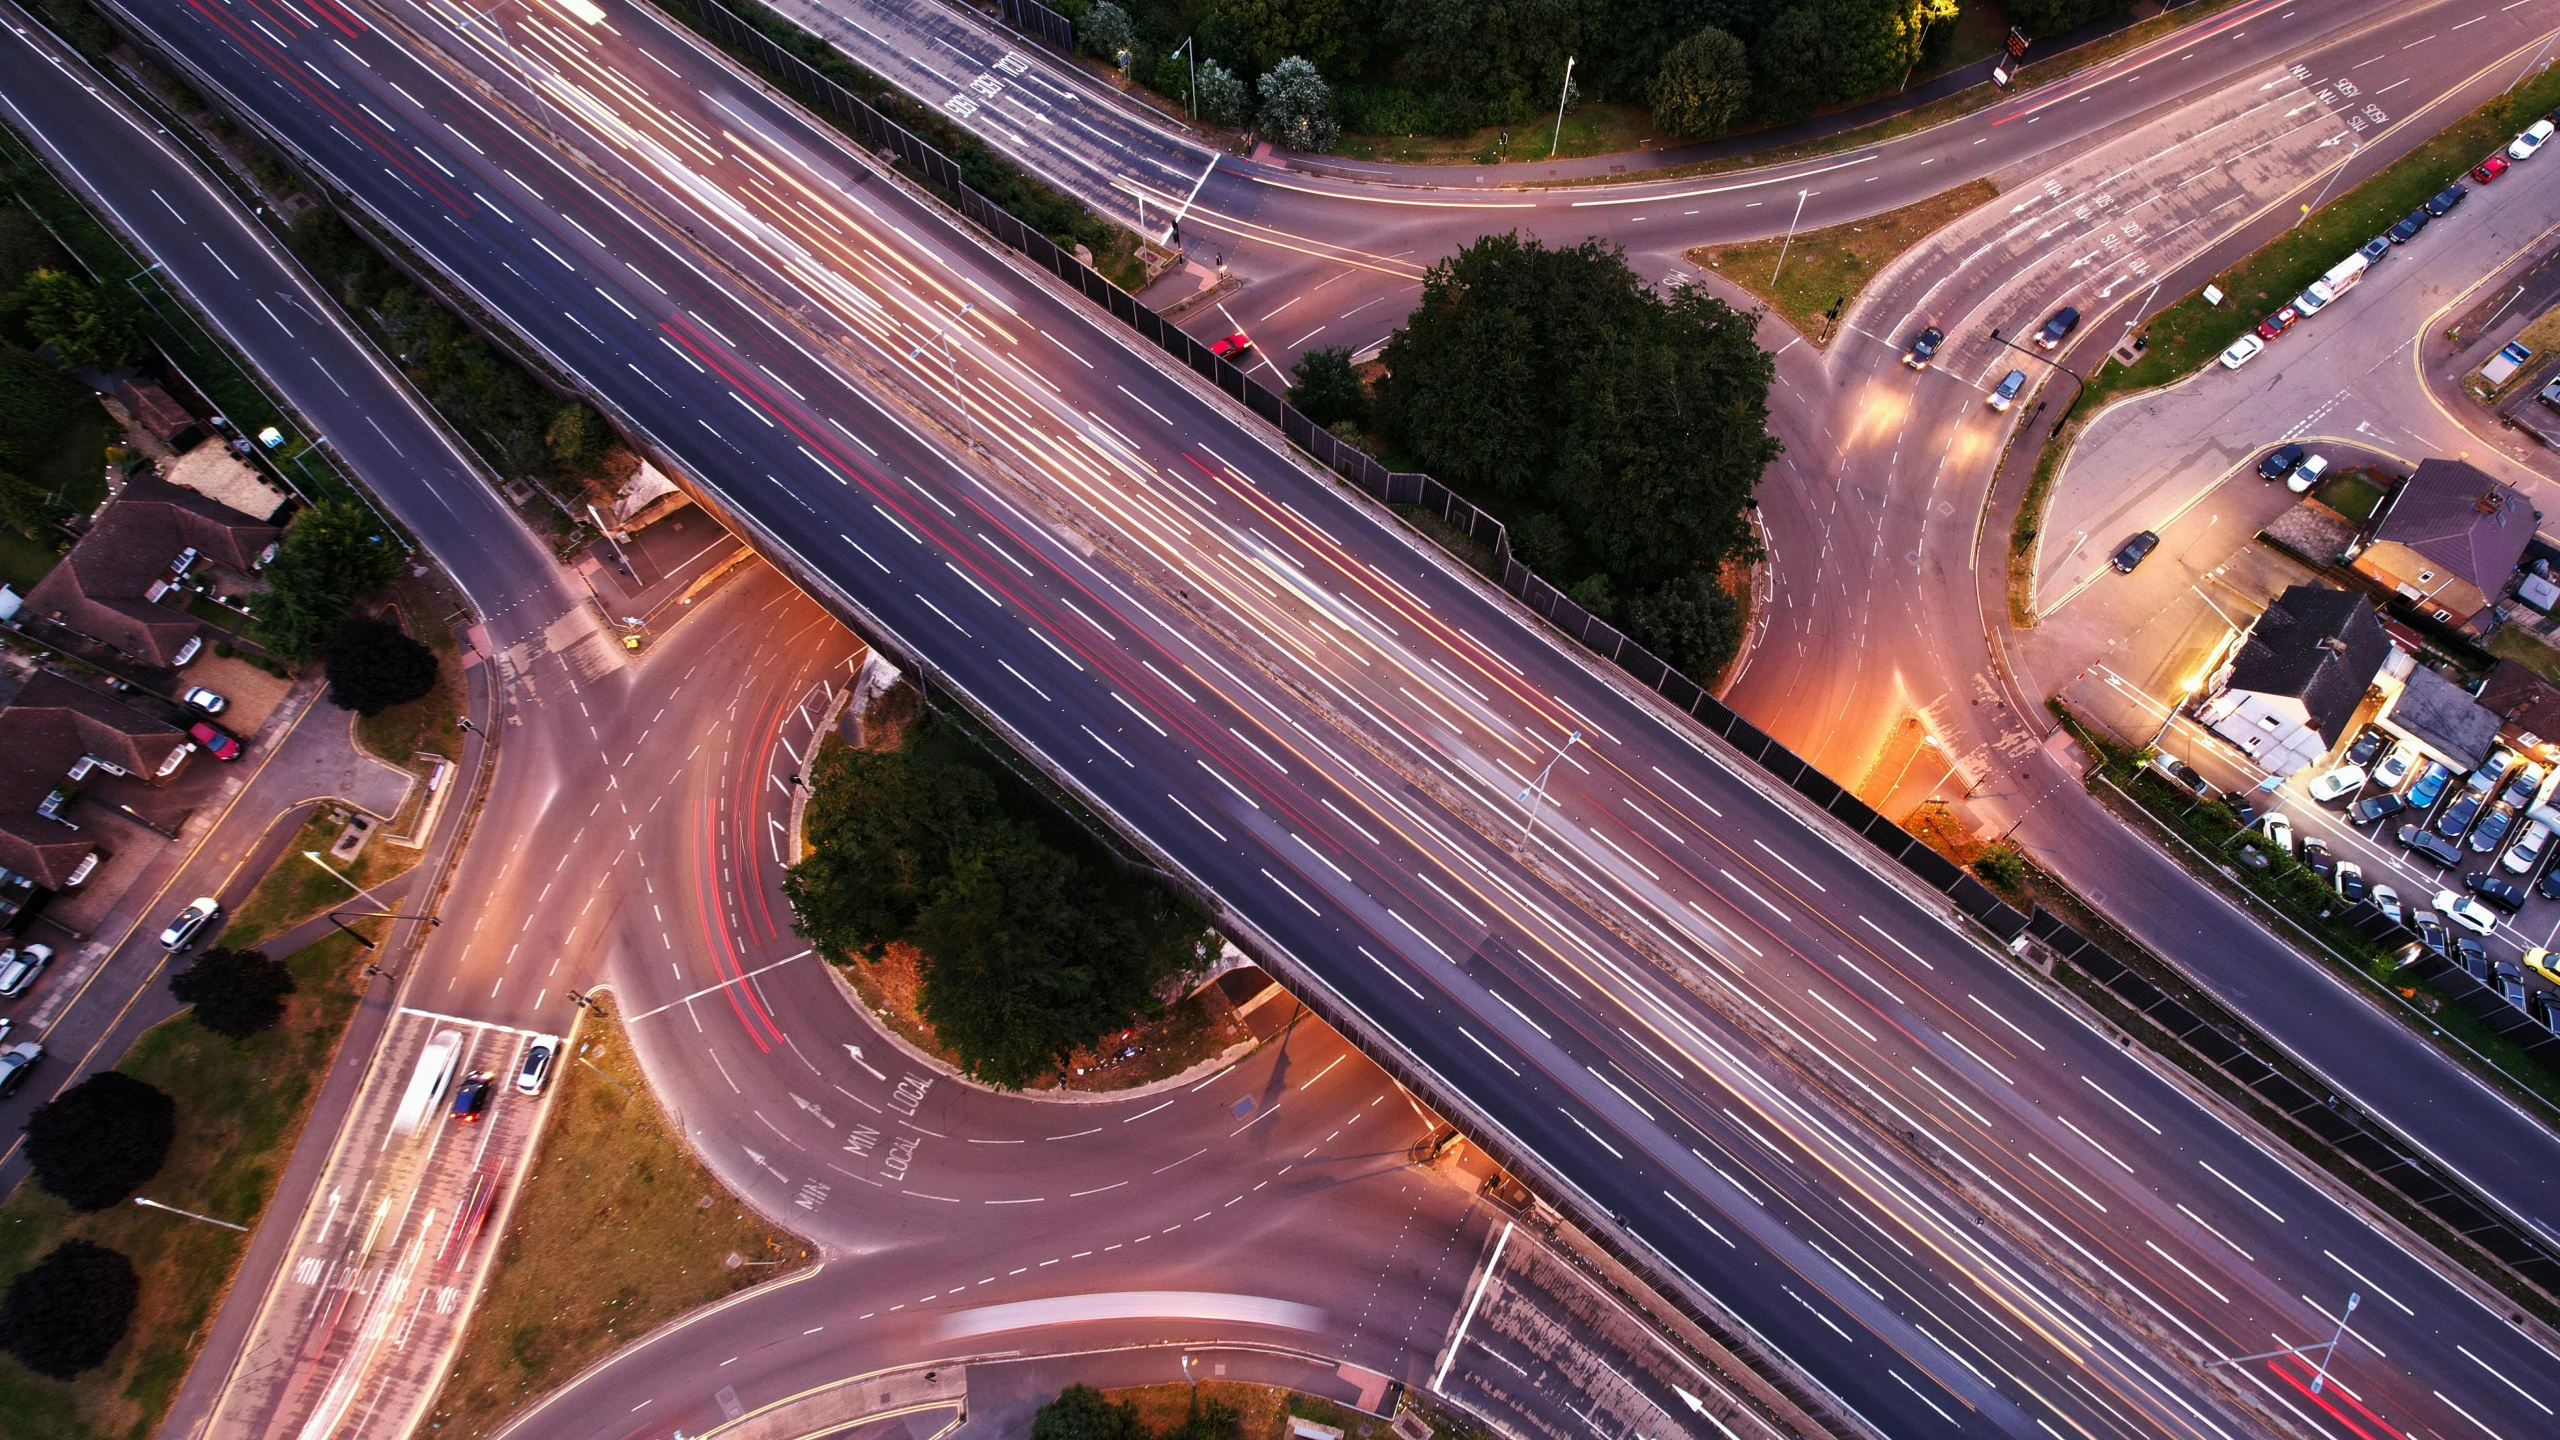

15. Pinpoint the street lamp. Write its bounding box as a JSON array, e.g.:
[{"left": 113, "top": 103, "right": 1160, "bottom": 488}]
[
  {"left": 1516, "top": 731, "right": 1584, "bottom": 838},
  {"left": 323, "top": 906, "right": 438, "bottom": 953},
  {"left": 1769, "top": 188, "right": 1811, "bottom": 287},
  {"left": 910, "top": 303, "right": 979, "bottom": 446},
  {"left": 1548, "top": 56, "right": 1576, "bottom": 159},
  {"left": 134, "top": 1196, "right": 247, "bottom": 1232}
]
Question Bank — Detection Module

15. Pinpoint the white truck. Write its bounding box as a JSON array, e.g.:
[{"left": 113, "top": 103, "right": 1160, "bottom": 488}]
[{"left": 391, "top": 1029, "right": 464, "bottom": 1135}]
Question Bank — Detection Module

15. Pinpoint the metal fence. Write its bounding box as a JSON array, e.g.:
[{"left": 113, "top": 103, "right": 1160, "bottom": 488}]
[{"left": 993, "top": 0, "right": 1072, "bottom": 53}]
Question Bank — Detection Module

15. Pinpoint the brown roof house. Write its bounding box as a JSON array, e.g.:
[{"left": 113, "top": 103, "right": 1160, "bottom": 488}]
[
  {"left": 2478, "top": 659, "right": 2560, "bottom": 766},
  {"left": 2352, "top": 459, "right": 2539, "bottom": 633},
  {"left": 2196, "top": 585, "right": 2390, "bottom": 776},
  {"left": 23, "top": 474, "right": 278, "bottom": 668},
  {"left": 0, "top": 672, "right": 194, "bottom": 889}
]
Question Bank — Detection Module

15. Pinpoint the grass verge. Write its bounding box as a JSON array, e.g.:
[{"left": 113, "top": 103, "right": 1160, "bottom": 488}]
[
  {"left": 2487, "top": 623, "right": 2560, "bottom": 682},
  {"left": 1336, "top": 103, "right": 1665, "bottom": 167},
  {"left": 1688, "top": 178, "right": 1999, "bottom": 340},
  {"left": 221, "top": 809, "right": 424, "bottom": 951},
  {"left": 423, "top": 1018, "right": 810, "bottom": 1439},
  {"left": 1094, "top": 1380, "right": 1489, "bottom": 1440},
  {"left": 0, "top": 933, "right": 367, "bottom": 1440}
]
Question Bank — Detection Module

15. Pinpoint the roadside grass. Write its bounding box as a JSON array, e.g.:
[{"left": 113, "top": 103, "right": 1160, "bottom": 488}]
[
  {"left": 1688, "top": 178, "right": 1999, "bottom": 340},
  {"left": 1098, "top": 1380, "right": 1487, "bottom": 1440},
  {"left": 2008, "top": 403, "right": 2079, "bottom": 625},
  {"left": 422, "top": 1019, "right": 808, "bottom": 1440},
  {"left": 2317, "top": 469, "right": 2389, "bottom": 523},
  {"left": 351, "top": 577, "right": 467, "bottom": 768},
  {"left": 0, "top": 933, "right": 367, "bottom": 1440},
  {"left": 2487, "top": 624, "right": 2560, "bottom": 682},
  {"left": 1336, "top": 104, "right": 1663, "bottom": 167},
  {"left": 220, "top": 808, "right": 424, "bottom": 951}
]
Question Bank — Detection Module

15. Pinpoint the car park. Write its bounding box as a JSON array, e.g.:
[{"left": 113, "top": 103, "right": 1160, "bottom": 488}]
[
  {"left": 2258, "top": 443, "right": 2306, "bottom": 481},
  {"left": 188, "top": 720, "right": 241, "bottom": 761},
  {"left": 2506, "top": 819, "right": 2554, "bottom": 875},
  {"left": 0, "top": 1041, "right": 39, "bottom": 1098},
  {"left": 158, "top": 897, "right": 221, "bottom": 951},
  {"left": 2498, "top": 962, "right": 2530, "bottom": 1010},
  {"left": 2389, "top": 207, "right": 2431, "bottom": 243},
  {"left": 2255, "top": 307, "right": 2299, "bottom": 341},
  {"left": 2512, "top": 119, "right": 2556, "bottom": 159},
  {"left": 0, "top": 944, "right": 52, "bottom": 998},
  {"left": 2335, "top": 861, "right": 2365, "bottom": 901},
  {"left": 2220, "top": 334, "right": 2265, "bottom": 369},
  {"left": 2408, "top": 762, "right": 2455, "bottom": 809},
  {"left": 2350, "top": 791, "right": 2409, "bottom": 826},
  {"left": 2037, "top": 307, "right": 2081, "bottom": 349},
  {"left": 2474, "top": 154, "right": 2511, "bottom": 184},
  {"left": 2427, "top": 183, "right": 2468, "bottom": 217},
  {"left": 2371, "top": 884, "right": 2402, "bottom": 923},
  {"left": 181, "top": 686, "right": 226, "bottom": 714},
  {"left": 2436, "top": 890, "right": 2502, "bottom": 934},
  {"left": 2308, "top": 764, "right": 2365, "bottom": 802},
  {"left": 2372, "top": 743, "right": 2417, "bottom": 788},
  {"left": 2457, "top": 937, "right": 2493, "bottom": 980},
  {"left": 2286, "top": 454, "right": 2331, "bottom": 494},
  {"left": 1988, "top": 369, "right": 2028, "bottom": 411},
  {"left": 2438, "top": 788, "right": 2486, "bottom": 839},
  {"left": 2402, "top": 825, "right": 2464, "bottom": 866},
  {"left": 2358, "top": 235, "right": 2392, "bottom": 265},
  {"left": 451, "top": 1073, "right": 493, "bottom": 1123},
  {"left": 2468, "top": 873, "right": 2529, "bottom": 911},
  {"left": 1904, "top": 326, "right": 1944, "bottom": 369},
  {"left": 2260, "top": 813, "right": 2294, "bottom": 853},
  {"left": 2110, "top": 531, "right": 2159, "bottom": 573},
  {"left": 517, "top": 1034, "right": 562, "bottom": 1095},
  {"left": 2150, "top": 753, "right": 2210, "bottom": 796}
]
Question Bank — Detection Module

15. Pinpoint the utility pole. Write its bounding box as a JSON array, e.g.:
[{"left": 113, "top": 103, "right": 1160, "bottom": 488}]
[
  {"left": 324, "top": 906, "right": 439, "bottom": 953},
  {"left": 1770, "top": 188, "right": 1810, "bottom": 287},
  {"left": 1548, "top": 56, "right": 1576, "bottom": 159}
]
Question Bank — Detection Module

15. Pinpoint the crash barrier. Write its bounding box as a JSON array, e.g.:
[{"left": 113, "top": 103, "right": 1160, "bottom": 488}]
[
  {"left": 2024, "top": 904, "right": 2560, "bottom": 1298},
  {"left": 992, "top": 0, "right": 1072, "bottom": 54},
  {"left": 674, "top": 0, "right": 2560, "bottom": 1305}
]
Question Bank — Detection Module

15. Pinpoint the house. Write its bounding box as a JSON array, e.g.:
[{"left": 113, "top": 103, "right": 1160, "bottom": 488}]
[
  {"left": 113, "top": 377, "right": 202, "bottom": 451},
  {"left": 20, "top": 474, "right": 278, "bottom": 668},
  {"left": 0, "top": 671, "right": 193, "bottom": 890},
  {"left": 2352, "top": 458, "right": 2538, "bottom": 632},
  {"left": 2196, "top": 585, "right": 2390, "bottom": 775},
  {"left": 2476, "top": 659, "right": 2560, "bottom": 766},
  {"left": 2376, "top": 659, "right": 2500, "bottom": 772}
]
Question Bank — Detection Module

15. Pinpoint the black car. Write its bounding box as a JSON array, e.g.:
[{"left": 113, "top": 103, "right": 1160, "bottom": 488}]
[
  {"left": 2348, "top": 729, "right": 2386, "bottom": 767},
  {"left": 2350, "top": 791, "right": 2410, "bottom": 826},
  {"left": 2358, "top": 235, "right": 2391, "bottom": 265},
  {"left": 2300, "top": 836, "right": 2334, "bottom": 879},
  {"left": 450, "top": 1073, "right": 493, "bottom": 1123},
  {"left": 2402, "top": 824, "right": 2464, "bottom": 866},
  {"left": 2258, "top": 443, "right": 2306, "bottom": 481},
  {"left": 2456, "top": 936, "right": 2493, "bottom": 981},
  {"left": 2540, "top": 864, "right": 2560, "bottom": 902},
  {"left": 2438, "top": 792, "right": 2485, "bottom": 839},
  {"left": 2467, "top": 872, "right": 2528, "bottom": 911},
  {"left": 2110, "top": 531, "right": 2160, "bottom": 573},
  {"left": 2037, "top": 306, "right": 2082, "bottom": 349},
  {"left": 2389, "top": 206, "right": 2431, "bottom": 243},
  {"left": 1903, "top": 325, "right": 1944, "bottom": 369},
  {"left": 2224, "top": 796, "right": 2260, "bottom": 828},
  {"left": 2411, "top": 912, "right": 2451, "bottom": 955},
  {"left": 2426, "top": 183, "right": 2467, "bottom": 217},
  {"left": 2473, "top": 804, "right": 2520, "bottom": 853}
]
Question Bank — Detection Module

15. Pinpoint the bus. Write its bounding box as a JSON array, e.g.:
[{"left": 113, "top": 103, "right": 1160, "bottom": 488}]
[{"left": 391, "top": 1030, "right": 464, "bottom": 1136}]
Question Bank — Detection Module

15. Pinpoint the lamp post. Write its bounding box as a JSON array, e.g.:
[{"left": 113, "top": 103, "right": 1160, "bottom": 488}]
[
  {"left": 324, "top": 906, "right": 440, "bottom": 953},
  {"left": 1517, "top": 731, "right": 1584, "bottom": 838},
  {"left": 1769, "top": 188, "right": 1810, "bottom": 287},
  {"left": 1548, "top": 56, "right": 1576, "bottom": 159},
  {"left": 134, "top": 1196, "right": 248, "bottom": 1232}
]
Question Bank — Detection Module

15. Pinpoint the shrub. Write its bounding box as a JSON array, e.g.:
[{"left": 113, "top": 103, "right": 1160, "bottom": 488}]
[
  {"left": 1194, "top": 59, "right": 1246, "bottom": 127},
  {"left": 214, "top": 639, "right": 235, "bottom": 658},
  {"left": 321, "top": 615, "right": 438, "bottom": 716},
  {"left": 255, "top": 499, "right": 403, "bottom": 660},
  {"left": 1651, "top": 27, "right": 1750, "bottom": 138},
  {"left": 1285, "top": 345, "right": 1366, "bottom": 428},
  {"left": 1257, "top": 57, "right": 1339, "bottom": 153},
  {"left": 1078, "top": 2, "right": 1135, "bottom": 65},
  {"left": 169, "top": 946, "right": 297, "bottom": 1039},
  {"left": 22, "top": 1071, "right": 176, "bottom": 1211},
  {"left": 0, "top": 1239, "right": 139, "bottom": 1379}
]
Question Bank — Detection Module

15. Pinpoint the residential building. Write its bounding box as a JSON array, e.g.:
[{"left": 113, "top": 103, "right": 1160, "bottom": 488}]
[
  {"left": 0, "top": 671, "right": 193, "bottom": 890},
  {"left": 2352, "top": 458, "right": 2538, "bottom": 632},
  {"left": 20, "top": 474, "right": 278, "bottom": 668},
  {"left": 2477, "top": 658, "right": 2560, "bottom": 767},
  {"left": 2376, "top": 658, "right": 2500, "bottom": 772},
  {"left": 2197, "top": 585, "right": 2390, "bottom": 775}
]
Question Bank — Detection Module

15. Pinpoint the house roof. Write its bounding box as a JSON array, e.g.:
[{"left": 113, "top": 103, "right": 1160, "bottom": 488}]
[
  {"left": 114, "top": 377, "right": 195, "bottom": 444},
  {"left": 19, "top": 474, "right": 276, "bottom": 666},
  {"left": 0, "top": 672, "right": 185, "bottom": 888},
  {"left": 2478, "top": 659, "right": 2560, "bottom": 742},
  {"left": 2385, "top": 664, "right": 2502, "bottom": 769},
  {"left": 2372, "top": 458, "right": 2539, "bottom": 597},
  {"left": 2224, "top": 585, "right": 2390, "bottom": 748}
]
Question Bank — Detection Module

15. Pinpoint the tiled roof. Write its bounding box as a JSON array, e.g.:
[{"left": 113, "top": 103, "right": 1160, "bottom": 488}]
[
  {"left": 20, "top": 474, "right": 276, "bottom": 666},
  {"left": 0, "top": 672, "right": 185, "bottom": 887},
  {"left": 2225, "top": 585, "right": 2389, "bottom": 748},
  {"left": 2373, "top": 458, "right": 2538, "bottom": 595}
]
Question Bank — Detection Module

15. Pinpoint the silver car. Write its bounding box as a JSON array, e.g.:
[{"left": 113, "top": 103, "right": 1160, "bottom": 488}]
[{"left": 0, "top": 944, "right": 53, "bottom": 998}]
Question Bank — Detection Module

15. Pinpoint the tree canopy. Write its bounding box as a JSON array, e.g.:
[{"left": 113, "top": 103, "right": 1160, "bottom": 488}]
[
  {"left": 321, "top": 615, "right": 440, "bottom": 716},
  {"left": 22, "top": 1071, "right": 176, "bottom": 1212},
  {"left": 1285, "top": 345, "right": 1367, "bottom": 429},
  {"left": 15, "top": 267, "right": 143, "bottom": 371},
  {"left": 170, "top": 946, "right": 298, "bottom": 1039},
  {"left": 0, "top": 1239, "right": 139, "bottom": 1379},
  {"left": 1650, "top": 27, "right": 1751, "bottom": 138},
  {"left": 1257, "top": 56, "right": 1339, "bottom": 152},
  {"left": 2003, "top": 0, "right": 2132, "bottom": 35},
  {"left": 255, "top": 499, "right": 404, "bottom": 660},
  {"left": 785, "top": 718, "right": 1214, "bottom": 1088},
  {"left": 1374, "top": 233, "right": 1777, "bottom": 681}
]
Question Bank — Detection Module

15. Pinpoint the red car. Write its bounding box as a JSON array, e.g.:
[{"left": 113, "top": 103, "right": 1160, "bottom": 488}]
[
  {"left": 188, "top": 719, "right": 241, "bottom": 761},
  {"left": 1209, "top": 331, "right": 1253, "bottom": 359},
  {"left": 2474, "top": 154, "right": 2510, "bottom": 184},
  {"left": 2255, "top": 306, "right": 2299, "bottom": 340}
]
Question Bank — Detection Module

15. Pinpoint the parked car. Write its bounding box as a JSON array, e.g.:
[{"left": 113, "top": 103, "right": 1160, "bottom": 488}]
[
  {"left": 2223, "top": 795, "right": 2259, "bottom": 828},
  {"left": 2110, "top": 531, "right": 2159, "bottom": 573},
  {"left": 2260, "top": 812, "right": 2295, "bottom": 854},
  {"left": 2474, "top": 154, "right": 2511, "bottom": 184},
  {"left": 1904, "top": 326, "right": 1945, "bottom": 369},
  {"left": 2151, "top": 753, "right": 2210, "bottom": 796},
  {"left": 2472, "top": 802, "right": 2520, "bottom": 853},
  {"left": 188, "top": 720, "right": 241, "bottom": 761},
  {"left": 2255, "top": 306, "right": 2299, "bottom": 341},
  {"left": 0, "top": 944, "right": 52, "bottom": 999},
  {"left": 2335, "top": 861, "right": 2365, "bottom": 901},
  {"left": 2373, "top": 743, "right": 2418, "bottom": 789},
  {"left": 2457, "top": 936, "right": 2494, "bottom": 980},
  {"left": 2512, "top": 118, "right": 2556, "bottom": 160},
  {"left": 2402, "top": 825, "right": 2464, "bottom": 867},
  {"left": 1988, "top": 368, "right": 2028, "bottom": 411},
  {"left": 2407, "top": 761, "right": 2455, "bottom": 810},
  {"left": 1209, "top": 332, "right": 1253, "bottom": 359},
  {"left": 2258, "top": 443, "right": 2307, "bottom": 481},
  {"left": 2411, "top": 912, "right": 2451, "bottom": 955},
  {"left": 181, "top": 686, "right": 227, "bottom": 715},
  {"left": 2389, "top": 207, "right": 2431, "bottom": 243},
  {"left": 2426, "top": 183, "right": 2468, "bottom": 217},
  {"left": 2350, "top": 791, "right": 2409, "bottom": 826},
  {"left": 2438, "top": 789, "right": 2486, "bottom": 839},
  {"left": 158, "top": 897, "right": 221, "bottom": 951},
  {"left": 516, "top": 1034, "right": 563, "bottom": 1096},
  {"left": 2037, "top": 306, "right": 2082, "bottom": 349},
  {"left": 2542, "top": 863, "right": 2560, "bottom": 902},
  {"left": 0, "top": 1042, "right": 39, "bottom": 1098},
  {"left": 171, "top": 635, "right": 203, "bottom": 667},
  {"left": 2294, "top": 278, "right": 2339, "bottom": 316},
  {"left": 2468, "top": 872, "right": 2529, "bottom": 911},
  {"left": 2348, "top": 730, "right": 2387, "bottom": 768},
  {"left": 2308, "top": 764, "right": 2366, "bottom": 802},
  {"left": 2371, "top": 884, "right": 2403, "bottom": 923},
  {"left": 2300, "top": 836, "right": 2334, "bottom": 879},
  {"left": 2357, "top": 235, "right": 2392, "bottom": 266},
  {"left": 2525, "top": 947, "right": 2560, "bottom": 985},
  {"left": 450, "top": 1073, "right": 493, "bottom": 1123},
  {"left": 2502, "top": 763, "right": 2547, "bottom": 808},
  {"left": 2286, "top": 454, "right": 2331, "bottom": 494},
  {"left": 2436, "top": 890, "right": 2502, "bottom": 934},
  {"left": 2220, "top": 334, "right": 2266, "bottom": 369},
  {"left": 2506, "top": 819, "right": 2553, "bottom": 875}
]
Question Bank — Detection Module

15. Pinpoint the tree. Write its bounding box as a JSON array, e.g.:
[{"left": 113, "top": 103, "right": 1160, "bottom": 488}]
[
  {"left": 1219, "top": 0, "right": 1360, "bottom": 76},
  {"left": 786, "top": 731, "right": 999, "bottom": 960},
  {"left": 320, "top": 615, "right": 439, "bottom": 716},
  {"left": 546, "top": 402, "right": 606, "bottom": 474},
  {"left": 1194, "top": 60, "right": 1248, "bottom": 126},
  {"left": 1285, "top": 345, "right": 1366, "bottom": 428},
  {"left": 1750, "top": 7, "right": 1829, "bottom": 121},
  {"left": 0, "top": 338, "right": 88, "bottom": 465},
  {"left": 22, "top": 1072, "right": 176, "bottom": 1212},
  {"left": 169, "top": 946, "right": 297, "bottom": 1039},
  {"left": 1078, "top": 2, "right": 1135, "bottom": 66},
  {"left": 1031, "top": 1386, "right": 1148, "bottom": 1440},
  {"left": 1627, "top": 572, "right": 1747, "bottom": 679},
  {"left": 1257, "top": 57, "right": 1339, "bottom": 153},
  {"left": 1820, "top": 0, "right": 1955, "bottom": 102},
  {"left": 16, "top": 267, "right": 143, "bottom": 370},
  {"left": 0, "top": 1240, "right": 139, "bottom": 1379},
  {"left": 1651, "top": 27, "right": 1750, "bottom": 138},
  {"left": 0, "top": 468, "right": 60, "bottom": 537},
  {"left": 2001, "top": 0, "right": 2129, "bottom": 36},
  {"left": 255, "top": 499, "right": 404, "bottom": 659}
]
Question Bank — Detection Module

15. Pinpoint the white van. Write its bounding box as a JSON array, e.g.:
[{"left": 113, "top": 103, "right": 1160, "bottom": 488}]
[
  {"left": 2322, "top": 252, "right": 2369, "bottom": 294},
  {"left": 392, "top": 1030, "right": 464, "bottom": 1135}
]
